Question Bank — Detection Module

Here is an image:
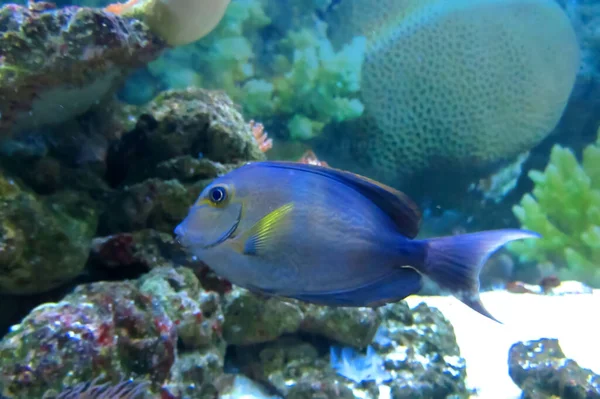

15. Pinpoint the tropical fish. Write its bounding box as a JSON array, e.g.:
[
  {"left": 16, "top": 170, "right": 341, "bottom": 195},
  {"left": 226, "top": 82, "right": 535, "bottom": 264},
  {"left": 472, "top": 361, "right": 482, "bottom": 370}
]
[{"left": 175, "top": 161, "right": 539, "bottom": 323}]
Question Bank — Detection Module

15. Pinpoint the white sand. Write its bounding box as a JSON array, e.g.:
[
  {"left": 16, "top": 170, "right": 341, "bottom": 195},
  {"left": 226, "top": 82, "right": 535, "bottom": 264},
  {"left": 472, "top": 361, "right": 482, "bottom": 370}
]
[{"left": 405, "top": 290, "right": 600, "bottom": 399}]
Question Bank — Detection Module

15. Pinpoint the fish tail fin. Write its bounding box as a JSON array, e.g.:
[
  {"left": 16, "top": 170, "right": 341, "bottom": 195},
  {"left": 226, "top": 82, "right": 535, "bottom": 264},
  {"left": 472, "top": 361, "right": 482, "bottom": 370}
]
[{"left": 421, "top": 229, "right": 540, "bottom": 323}]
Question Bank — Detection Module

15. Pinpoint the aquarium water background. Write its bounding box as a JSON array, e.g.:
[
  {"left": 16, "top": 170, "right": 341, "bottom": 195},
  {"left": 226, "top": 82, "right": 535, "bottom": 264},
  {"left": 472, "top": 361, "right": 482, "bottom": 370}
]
[{"left": 0, "top": 0, "right": 598, "bottom": 398}]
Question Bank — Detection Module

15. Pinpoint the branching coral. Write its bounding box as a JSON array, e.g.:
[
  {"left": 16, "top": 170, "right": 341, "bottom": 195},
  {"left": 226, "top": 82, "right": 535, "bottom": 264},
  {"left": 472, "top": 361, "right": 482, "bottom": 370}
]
[
  {"left": 249, "top": 120, "right": 273, "bottom": 153},
  {"left": 145, "top": 0, "right": 270, "bottom": 99},
  {"left": 509, "top": 129, "right": 600, "bottom": 287},
  {"left": 241, "top": 24, "right": 366, "bottom": 140},
  {"left": 142, "top": 0, "right": 365, "bottom": 140}
]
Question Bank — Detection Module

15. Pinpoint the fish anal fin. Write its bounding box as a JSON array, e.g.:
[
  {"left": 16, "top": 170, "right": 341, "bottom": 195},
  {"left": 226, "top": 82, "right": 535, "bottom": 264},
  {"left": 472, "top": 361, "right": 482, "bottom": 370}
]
[{"left": 249, "top": 161, "right": 421, "bottom": 238}]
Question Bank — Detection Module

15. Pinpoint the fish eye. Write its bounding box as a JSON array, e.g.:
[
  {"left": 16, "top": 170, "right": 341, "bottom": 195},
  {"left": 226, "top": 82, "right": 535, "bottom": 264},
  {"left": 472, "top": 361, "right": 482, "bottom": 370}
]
[{"left": 208, "top": 186, "right": 227, "bottom": 204}]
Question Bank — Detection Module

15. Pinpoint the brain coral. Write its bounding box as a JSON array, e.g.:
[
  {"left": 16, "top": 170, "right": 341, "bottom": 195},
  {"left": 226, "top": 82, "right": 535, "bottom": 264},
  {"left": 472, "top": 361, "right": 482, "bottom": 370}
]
[{"left": 325, "top": 0, "right": 580, "bottom": 192}]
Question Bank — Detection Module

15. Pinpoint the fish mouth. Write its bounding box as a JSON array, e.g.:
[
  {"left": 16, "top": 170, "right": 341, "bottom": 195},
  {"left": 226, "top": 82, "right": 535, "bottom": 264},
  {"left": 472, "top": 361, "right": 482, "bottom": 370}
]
[
  {"left": 175, "top": 204, "right": 243, "bottom": 249},
  {"left": 200, "top": 204, "right": 242, "bottom": 249}
]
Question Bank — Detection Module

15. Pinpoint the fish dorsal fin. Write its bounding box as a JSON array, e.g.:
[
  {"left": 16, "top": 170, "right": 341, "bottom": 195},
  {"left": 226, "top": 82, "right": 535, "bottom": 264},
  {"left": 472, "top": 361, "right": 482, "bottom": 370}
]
[
  {"left": 230, "top": 202, "right": 295, "bottom": 255},
  {"left": 249, "top": 161, "right": 422, "bottom": 238}
]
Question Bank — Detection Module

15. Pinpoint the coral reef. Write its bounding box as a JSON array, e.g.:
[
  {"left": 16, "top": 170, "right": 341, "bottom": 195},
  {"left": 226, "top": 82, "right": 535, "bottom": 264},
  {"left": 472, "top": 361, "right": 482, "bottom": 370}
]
[
  {"left": 105, "top": 88, "right": 266, "bottom": 187},
  {"left": 0, "top": 87, "right": 264, "bottom": 296},
  {"left": 243, "top": 25, "right": 366, "bottom": 140},
  {"left": 230, "top": 301, "right": 470, "bottom": 399},
  {"left": 329, "top": 345, "right": 391, "bottom": 384},
  {"left": 0, "top": 263, "right": 469, "bottom": 399},
  {"left": 221, "top": 287, "right": 381, "bottom": 347},
  {"left": 0, "top": 171, "right": 97, "bottom": 294},
  {"left": 321, "top": 0, "right": 579, "bottom": 196},
  {"left": 508, "top": 338, "right": 600, "bottom": 398},
  {"left": 377, "top": 302, "right": 469, "bottom": 398},
  {"left": 0, "top": 267, "right": 225, "bottom": 399},
  {"left": 132, "top": 0, "right": 366, "bottom": 140},
  {"left": 509, "top": 129, "right": 600, "bottom": 287},
  {"left": 0, "top": 2, "right": 165, "bottom": 134}
]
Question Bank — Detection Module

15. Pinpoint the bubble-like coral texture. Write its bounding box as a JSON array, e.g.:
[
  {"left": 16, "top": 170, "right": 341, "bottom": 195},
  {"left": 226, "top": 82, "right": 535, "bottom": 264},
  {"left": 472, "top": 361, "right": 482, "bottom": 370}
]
[{"left": 327, "top": 0, "right": 580, "bottom": 186}]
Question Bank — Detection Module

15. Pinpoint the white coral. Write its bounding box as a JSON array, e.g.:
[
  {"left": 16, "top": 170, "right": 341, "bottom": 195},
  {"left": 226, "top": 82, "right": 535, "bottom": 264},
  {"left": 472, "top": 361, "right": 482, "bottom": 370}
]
[{"left": 330, "top": 345, "right": 392, "bottom": 384}]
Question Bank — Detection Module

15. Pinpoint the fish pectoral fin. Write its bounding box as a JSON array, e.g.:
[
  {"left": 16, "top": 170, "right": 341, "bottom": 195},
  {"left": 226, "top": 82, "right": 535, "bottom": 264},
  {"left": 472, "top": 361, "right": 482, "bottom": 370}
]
[{"left": 229, "top": 202, "right": 295, "bottom": 256}]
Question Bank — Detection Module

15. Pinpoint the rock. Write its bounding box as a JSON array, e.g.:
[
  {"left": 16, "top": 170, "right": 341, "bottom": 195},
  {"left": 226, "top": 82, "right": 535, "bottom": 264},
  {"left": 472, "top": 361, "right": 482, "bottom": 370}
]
[
  {"left": 162, "top": 350, "right": 225, "bottom": 398},
  {"left": 222, "top": 288, "right": 304, "bottom": 346},
  {"left": 89, "top": 229, "right": 190, "bottom": 271},
  {"left": 95, "top": 88, "right": 268, "bottom": 237},
  {"left": 138, "top": 267, "right": 225, "bottom": 351},
  {"left": 233, "top": 299, "right": 469, "bottom": 399},
  {"left": 380, "top": 302, "right": 470, "bottom": 399},
  {"left": 508, "top": 338, "right": 600, "bottom": 399},
  {"left": 236, "top": 337, "right": 362, "bottom": 399},
  {"left": 155, "top": 156, "right": 235, "bottom": 182},
  {"left": 220, "top": 374, "right": 280, "bottom": 399},
  {"left": 221, "top": 287, "right": 381, "bottom": 348},
  {"left": 0, "top": 170, "right": 97, "bottom": 294},
  {"left": 0, "top": 281, "right": 174, "bottom": 398},
  {"left": 97, "top": 178, "right": 194, "bottom": 235},
  {"left": 0, "top": 2, "right": 165, "bottom": 134},
  {"left": 0, "top": 266, "right": 227, "bottom": 398},
  {"left": 105, "top": 88, "right": 266, "bottom": 187},
  {"left": 300, "top": 305, "right": 382, "bottom": 348}
]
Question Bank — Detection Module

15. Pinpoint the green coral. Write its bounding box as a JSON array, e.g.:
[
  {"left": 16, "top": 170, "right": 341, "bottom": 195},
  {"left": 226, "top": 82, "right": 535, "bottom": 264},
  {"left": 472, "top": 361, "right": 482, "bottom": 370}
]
[
  {"left": 509, "top": 130, "right": 600, "bottom": 287},
  {"left": 253, "top": 25, "right": 366, "bottom": 140},
  {"left": 146, "top": 0, "right": 366, "bottom": 140},
  {"left": 147, "top": 0, "right": 270, "bottom": 97}
]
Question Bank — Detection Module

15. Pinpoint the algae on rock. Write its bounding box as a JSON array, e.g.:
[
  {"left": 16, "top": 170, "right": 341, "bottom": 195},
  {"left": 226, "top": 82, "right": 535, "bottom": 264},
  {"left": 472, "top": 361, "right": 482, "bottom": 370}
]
[
  {"left": 0, "top": 170, "right": 97, "bottom": 294},
  {"left": 0, "top": 267, "right": 227, "bottom": 399},
  {"left": 0, "top": 2, "right": 165, "bottom": 135},
  {"left": 509, "top": 128, "right": 600, "bottom": 287}
]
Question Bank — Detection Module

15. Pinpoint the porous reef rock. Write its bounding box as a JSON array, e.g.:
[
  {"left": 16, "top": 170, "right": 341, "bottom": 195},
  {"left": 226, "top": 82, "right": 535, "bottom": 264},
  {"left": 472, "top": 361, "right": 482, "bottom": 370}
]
[
  {"left": 508, "top": 338, "right": 600, "bottom": 399},
  {"left": 322, "top": 0, "right": 579, "bottom": 199},
  {"left": 0, "top": 262, "right": 468, "bottom": 398},
  {"left": 100, "top": 88, "right": 266, "bottom": 235},
  {"left": 231, "top": 301, "right": 469, "bottom": 399},
  {"left": 221, "top": 287, "right": 381, "bottom": 348},
  {"left": 0, "top": 170, "right": 97, "bottom": 295},
  {"left": 377, "top": 302, "right": 469, "bottom": 398},
  {"left": 0, "top": 266, "right": 226, "bottom": 399},
  {"left": 105, "top": 88, "right": 264, "bottom": 187},
  {"left": 0, "top": 87, "right": 265, "bottom": 298},
  {"left": 0, "top": 2, "right": 165, "bottom": 134}
]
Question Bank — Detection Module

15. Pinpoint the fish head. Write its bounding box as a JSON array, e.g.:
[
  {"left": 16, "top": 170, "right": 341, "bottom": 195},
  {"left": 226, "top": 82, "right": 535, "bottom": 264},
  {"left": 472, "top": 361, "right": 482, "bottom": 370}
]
[
  {"left": 176, "top": 162, "right": 294, "bottom": 251},
  {"left": 175, "top": 177, "right": 243, "bottom": 250}
]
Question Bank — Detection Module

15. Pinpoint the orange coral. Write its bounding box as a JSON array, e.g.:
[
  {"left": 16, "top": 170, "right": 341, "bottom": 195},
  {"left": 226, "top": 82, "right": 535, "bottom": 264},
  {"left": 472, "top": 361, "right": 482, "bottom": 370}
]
[
  {"left": 250, "top": 120, "right": 273, "bottom": 153},
  {"left": 104, "top": 0, "right": 139, "bottom": 15},
  {"left": 298, "top": 150, "right": 329, "bottom": 167}
]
